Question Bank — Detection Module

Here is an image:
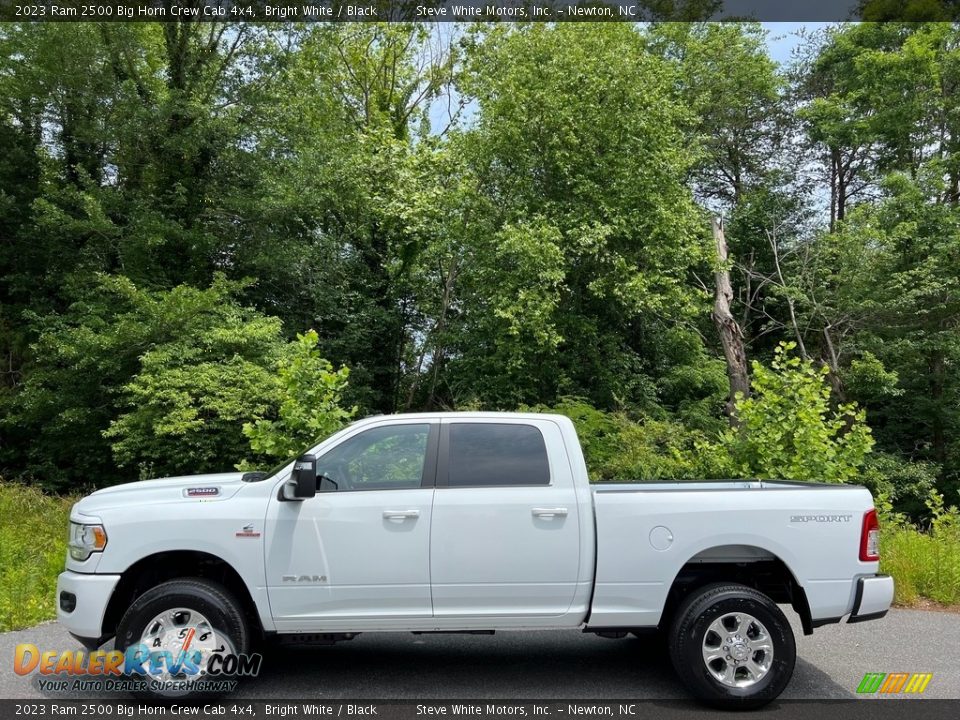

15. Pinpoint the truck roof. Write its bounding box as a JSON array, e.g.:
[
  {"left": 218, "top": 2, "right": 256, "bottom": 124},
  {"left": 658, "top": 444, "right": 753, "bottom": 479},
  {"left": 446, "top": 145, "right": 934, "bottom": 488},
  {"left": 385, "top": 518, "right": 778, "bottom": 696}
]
[{"left": 353, "top": 411, "right": 571, "bottom": 424}]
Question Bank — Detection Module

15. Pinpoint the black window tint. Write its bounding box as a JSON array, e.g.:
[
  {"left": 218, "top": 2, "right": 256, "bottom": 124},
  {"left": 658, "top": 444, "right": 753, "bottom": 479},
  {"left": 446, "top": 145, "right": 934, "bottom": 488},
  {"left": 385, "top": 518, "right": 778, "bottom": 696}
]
[{"left": 447, "top": 424, "right": 550, "bottom": 487}]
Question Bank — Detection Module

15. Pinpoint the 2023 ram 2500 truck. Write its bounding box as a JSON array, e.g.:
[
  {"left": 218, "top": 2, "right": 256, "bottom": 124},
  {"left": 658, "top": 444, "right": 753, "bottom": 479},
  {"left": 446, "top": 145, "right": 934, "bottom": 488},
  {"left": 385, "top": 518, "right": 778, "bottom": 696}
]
[{"left": 57, "top": 412, "right": 892, "bottom": 707}]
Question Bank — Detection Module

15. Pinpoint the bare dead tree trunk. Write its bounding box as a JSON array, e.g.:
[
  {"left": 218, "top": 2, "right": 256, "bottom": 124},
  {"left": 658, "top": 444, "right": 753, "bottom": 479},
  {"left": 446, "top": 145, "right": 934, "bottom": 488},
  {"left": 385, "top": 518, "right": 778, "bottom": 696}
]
[
  {"left": 829, "top": 150, "right": 838, "bottom": 233},
  {"left": 404, "top": 256, "right": 459, "bottom": 410},
  {"left": 768, "top": 229, "right": 808, "bottom": 360},
  {"left": 711, "top": 217, "right": 750, "bottom": 426},
  {"left": 930, "top": 349, "right": 947, "bottom": 464},
  {"left": 820, "top": 325, "right": 853, "bottom": 430}
]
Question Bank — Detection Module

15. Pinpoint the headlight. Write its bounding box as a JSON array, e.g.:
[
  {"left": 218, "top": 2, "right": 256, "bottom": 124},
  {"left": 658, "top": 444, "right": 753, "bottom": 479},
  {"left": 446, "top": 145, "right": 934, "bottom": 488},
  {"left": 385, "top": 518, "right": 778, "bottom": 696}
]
[{"left": 68, "top": 522, "right": 107, "bottom": 561}]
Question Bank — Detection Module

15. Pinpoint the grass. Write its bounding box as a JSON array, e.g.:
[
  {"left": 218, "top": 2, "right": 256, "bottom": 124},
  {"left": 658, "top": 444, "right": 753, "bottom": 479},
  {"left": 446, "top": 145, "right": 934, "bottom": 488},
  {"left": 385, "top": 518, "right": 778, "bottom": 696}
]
[
  {"left": 0, "top": 482, "right": 76, "bottom": 632},
  {"left": 881, "top": 523, "right": 960, "bottom": 607}
]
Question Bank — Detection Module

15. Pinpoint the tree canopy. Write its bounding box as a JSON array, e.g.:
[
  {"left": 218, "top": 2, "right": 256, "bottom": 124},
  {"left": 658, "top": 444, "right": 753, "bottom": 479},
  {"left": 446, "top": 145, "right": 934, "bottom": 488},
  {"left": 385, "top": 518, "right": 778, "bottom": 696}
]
[{"left": 1, "top": 21, "right": 957, "bottom": 516}]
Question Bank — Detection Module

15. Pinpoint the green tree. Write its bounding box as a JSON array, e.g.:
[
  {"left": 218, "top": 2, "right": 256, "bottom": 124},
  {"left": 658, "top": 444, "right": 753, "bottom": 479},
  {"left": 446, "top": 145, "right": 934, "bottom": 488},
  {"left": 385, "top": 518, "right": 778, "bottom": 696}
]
[
  {"left": 829, "top": 172, "right": 960, "bottom": 477},
  {"left": 447, "top": 23, "right": 706, "bottom": 409},
  {"left": 234, "top": 24, "right": 456, "bottom": 414},
  {"left": 651, "top": 22, "right": 784, "bottom": 206},
  {"left": 650, "top": 24, "right": 806, "bottom": 420}
]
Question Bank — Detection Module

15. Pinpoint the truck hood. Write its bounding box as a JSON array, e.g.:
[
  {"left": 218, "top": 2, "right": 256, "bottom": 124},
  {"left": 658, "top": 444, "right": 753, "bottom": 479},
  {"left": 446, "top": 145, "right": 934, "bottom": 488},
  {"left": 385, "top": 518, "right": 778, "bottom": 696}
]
[{"left": 73, "top": 472, "right": 248, "bottom": 517}]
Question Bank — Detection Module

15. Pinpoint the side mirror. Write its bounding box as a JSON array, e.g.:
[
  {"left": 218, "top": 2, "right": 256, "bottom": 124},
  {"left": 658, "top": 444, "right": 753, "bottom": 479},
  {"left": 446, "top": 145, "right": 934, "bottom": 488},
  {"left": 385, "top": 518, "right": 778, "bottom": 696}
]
[{"left": 289, "top": 454, "right": 317, "bottom": 500}]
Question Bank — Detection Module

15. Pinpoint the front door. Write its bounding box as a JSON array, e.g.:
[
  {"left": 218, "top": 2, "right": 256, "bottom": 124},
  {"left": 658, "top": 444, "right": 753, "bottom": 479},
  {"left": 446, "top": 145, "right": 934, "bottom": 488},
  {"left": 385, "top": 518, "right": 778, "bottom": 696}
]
[{"left": 265, "top": 421, "right": 438, "bottom": 631}]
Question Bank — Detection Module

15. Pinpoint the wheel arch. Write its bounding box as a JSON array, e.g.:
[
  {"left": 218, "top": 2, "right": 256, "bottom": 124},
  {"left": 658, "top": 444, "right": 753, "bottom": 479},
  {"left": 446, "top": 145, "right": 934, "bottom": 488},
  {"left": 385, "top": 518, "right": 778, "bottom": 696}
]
[
  {"left": 659, "top": 544, "right": 814, "bottom": 636},
  {"left": 101, "top": 550, "right": 264, "bottom": 641}
]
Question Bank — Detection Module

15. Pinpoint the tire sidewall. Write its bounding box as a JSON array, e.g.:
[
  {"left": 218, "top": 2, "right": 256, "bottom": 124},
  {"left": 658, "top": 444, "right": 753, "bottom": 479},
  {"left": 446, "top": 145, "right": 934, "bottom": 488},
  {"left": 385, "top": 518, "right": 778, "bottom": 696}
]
[
  {"left": 114, "top": 579, "right": 249, "bottom": 697},
  {"left": 672, "top": 586, "right": 796, "bottom": 708}
]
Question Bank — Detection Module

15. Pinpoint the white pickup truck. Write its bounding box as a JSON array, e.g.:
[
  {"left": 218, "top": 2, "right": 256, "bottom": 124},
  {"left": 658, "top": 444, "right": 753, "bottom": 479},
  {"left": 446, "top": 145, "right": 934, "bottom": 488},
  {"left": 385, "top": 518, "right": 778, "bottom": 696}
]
[{"left": 57, "top": 412, "right": 892, "bottom": 707}]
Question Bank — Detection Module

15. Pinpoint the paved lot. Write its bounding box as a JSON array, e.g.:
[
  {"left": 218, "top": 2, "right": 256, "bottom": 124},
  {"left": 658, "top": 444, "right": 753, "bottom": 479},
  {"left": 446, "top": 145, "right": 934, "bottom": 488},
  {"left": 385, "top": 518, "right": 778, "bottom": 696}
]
[{"left": 2, "top": 609, "right": 957, "bottom": 700}]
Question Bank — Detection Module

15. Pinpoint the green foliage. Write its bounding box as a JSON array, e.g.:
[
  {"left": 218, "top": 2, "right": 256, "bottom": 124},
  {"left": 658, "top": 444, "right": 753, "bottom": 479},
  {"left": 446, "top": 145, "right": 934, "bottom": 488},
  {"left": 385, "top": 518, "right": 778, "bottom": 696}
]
[
  {"left": 602, "top": 419, "right": 713, "bottom": 482},
  {"left": 241, "top": 330, "right": 356, "bottom": 463},
  {"left": 704, "top": 343, "right": 875, "bottom": 482},
  {"left": 525, "top": 398, "right": 713, "bottom": 482},
  {"left": 824, "top": 171, "right": 960, "bottom": 483},
  {"left": 0, "top": 482, "right": 75, "bottom": 631},
  {"left": 791, "top": 24, "right": 960, "bottom": 488},
  {"left": 844, "top": 352, "right": 903, "bottom": 402},
  {"left": 447, "top": 23, "right": 707, "bottom": 409},
  {"left": 102, "top": 290, "right": 287, "bottom": 478},
  {"left": 862, "top": 452, "right": 939, "bottom": 520},
  {"left": 651, "top": 23, "right": 784, "bottom": 204},
  {"left": 0, "top": 23, "right": 958, "bottom": 595},
  {"left": 878, "top": 488, "right": 960, "bottom": 605},
  {"left": 4, "top": 275, "right": 291, "bottom": 487},
  {"left": 653, "top": 327, "right": 729, "bottom": 434}
]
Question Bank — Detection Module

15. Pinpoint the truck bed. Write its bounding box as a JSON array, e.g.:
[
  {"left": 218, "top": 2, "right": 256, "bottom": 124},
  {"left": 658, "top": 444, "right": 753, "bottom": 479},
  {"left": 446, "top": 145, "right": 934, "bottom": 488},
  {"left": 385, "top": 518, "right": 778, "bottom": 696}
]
[{"left": 586, "top": 478, "right": 876, "bottom": 629}]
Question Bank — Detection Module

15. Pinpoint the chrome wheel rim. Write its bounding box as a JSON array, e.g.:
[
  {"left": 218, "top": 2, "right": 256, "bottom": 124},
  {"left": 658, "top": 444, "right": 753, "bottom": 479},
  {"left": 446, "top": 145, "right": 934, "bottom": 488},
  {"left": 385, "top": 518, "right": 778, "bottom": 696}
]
[
  {"left": 138, "top": 607, "right": 231, "bottom": 693},
  {"left": 701, "top": 611, "right": 774, "bottom": 688}
]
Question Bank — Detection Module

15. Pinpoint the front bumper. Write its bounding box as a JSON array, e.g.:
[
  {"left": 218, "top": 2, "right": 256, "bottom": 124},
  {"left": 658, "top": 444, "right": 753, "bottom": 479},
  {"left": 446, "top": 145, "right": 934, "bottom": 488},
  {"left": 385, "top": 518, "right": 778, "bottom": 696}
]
[
  {"left": 848, "top": 573, "right": 894, "bottom": 623},
  {"left": 56, "top": 571, "right": 121, "bottom": 643}
]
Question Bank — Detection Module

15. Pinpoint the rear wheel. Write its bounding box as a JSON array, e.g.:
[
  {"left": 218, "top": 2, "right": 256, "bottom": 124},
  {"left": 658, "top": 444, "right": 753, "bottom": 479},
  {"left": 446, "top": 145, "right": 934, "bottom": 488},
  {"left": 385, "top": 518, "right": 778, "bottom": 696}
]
[
  {"left": 668, "top": 583, "right": 795, "bottom": 709},
  {"left": 115, "top": 578, "right": 250, "bottom": 699}
]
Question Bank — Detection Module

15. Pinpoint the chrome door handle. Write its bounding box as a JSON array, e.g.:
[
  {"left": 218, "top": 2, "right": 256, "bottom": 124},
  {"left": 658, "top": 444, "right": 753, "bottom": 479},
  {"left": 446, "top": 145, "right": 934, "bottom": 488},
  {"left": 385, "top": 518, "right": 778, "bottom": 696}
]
[
  {"left": 383, "top": 509, "right": 420, "bottom": 520},
  {"left": 532, "top": 507, "right": 568, "bottom": 518}
]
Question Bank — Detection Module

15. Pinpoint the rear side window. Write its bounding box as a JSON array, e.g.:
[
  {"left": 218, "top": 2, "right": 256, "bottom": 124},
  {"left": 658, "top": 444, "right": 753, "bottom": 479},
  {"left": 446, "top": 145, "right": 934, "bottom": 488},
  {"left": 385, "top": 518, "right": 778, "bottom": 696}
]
[{"left": 446, "top": 423, "right": 550, "bottom": 487}]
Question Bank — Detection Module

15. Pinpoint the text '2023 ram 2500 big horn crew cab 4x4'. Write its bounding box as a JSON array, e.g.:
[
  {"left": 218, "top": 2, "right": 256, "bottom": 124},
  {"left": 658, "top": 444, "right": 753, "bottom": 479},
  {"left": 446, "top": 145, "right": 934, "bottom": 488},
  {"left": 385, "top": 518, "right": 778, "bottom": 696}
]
[{"left": 57, "top": 412, "right": 892, "bottom": 707}]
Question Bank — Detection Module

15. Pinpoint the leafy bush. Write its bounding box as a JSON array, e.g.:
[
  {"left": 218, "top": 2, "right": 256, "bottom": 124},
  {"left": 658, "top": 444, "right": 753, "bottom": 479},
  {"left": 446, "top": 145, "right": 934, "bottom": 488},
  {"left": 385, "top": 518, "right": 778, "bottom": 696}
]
[
  {"left": 241, "top": 329, "right": 356, "bottom": 464},
  {"left": 701, "top": 342, "right": 875, "bottom": 483},
  {"left": 5, "top": 275, "right": 356, "bottom": 486},
  {"left": 0, "top": 482, "right": 74, "bottom": 631},
  {"left": 654, "top": 327, "right": 728, "bottom": 435},
  {"left": 861, "top": 452, "right": 939, "bottom": 521},
  {"left": 844, "top": 351, "right": 903, "bottom": 403},
  {"left": 4, "top": 274, "right": 291, "bottom": 488},
  {"left": 601, "top": 419, "right": 712, "bottom": 481},
  {"left": 524, "top": 397, "right": 711, "bottom": 481},
  {"left": 103, "top": 282, "right": 289, "bottom": 478}
]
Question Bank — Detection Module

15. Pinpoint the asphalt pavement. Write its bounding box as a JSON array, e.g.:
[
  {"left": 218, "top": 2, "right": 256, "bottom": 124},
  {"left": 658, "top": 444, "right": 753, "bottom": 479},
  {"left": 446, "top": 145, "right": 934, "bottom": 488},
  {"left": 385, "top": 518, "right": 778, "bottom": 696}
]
[{"left": 1, "top": 609, "right": 957, "bottom": 700}]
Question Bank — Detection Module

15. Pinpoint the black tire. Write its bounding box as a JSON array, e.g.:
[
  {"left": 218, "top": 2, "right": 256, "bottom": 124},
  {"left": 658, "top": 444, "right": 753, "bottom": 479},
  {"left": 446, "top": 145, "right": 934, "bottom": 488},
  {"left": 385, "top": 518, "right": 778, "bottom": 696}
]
[
  {"left": 115, "top": 578, "right": 250, "bottom": 699},
  {"left": 668, "top": 583, "right": 795, "bottom": 709}
]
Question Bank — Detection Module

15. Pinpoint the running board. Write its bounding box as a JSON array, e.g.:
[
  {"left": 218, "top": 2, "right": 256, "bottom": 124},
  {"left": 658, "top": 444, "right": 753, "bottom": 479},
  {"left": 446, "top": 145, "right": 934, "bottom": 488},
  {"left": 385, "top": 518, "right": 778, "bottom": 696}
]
[{"left": 275, "top": 632, "right": 359, "bottom": 645}]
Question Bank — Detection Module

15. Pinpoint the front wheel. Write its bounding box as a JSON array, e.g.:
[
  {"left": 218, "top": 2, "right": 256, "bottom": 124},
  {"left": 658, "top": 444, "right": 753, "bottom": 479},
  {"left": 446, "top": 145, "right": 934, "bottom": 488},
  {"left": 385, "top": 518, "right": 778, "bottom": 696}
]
[
  {"left": 115, "top": 578, "right": 251, "bottom": 699},
  {"left": 668, "top": 583, "right": 796, "bottom": 709}
]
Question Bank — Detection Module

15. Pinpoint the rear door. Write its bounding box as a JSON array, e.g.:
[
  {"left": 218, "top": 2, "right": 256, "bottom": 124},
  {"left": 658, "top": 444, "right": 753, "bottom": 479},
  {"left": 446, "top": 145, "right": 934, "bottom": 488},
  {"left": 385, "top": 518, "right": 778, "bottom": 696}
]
[{"left": 429, "top": 418, "right": 581, "bottom": 621}]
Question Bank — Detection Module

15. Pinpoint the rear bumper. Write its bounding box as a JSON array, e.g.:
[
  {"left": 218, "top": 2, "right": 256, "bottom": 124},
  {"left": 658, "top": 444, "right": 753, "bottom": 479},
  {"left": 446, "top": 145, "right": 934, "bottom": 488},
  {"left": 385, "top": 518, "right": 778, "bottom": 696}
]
[
  {"left": 848, "top": 573, "right": 894, "bottom": 623},
  {"left": 56, "top": 571, "right": 121, "bottom": 642}
]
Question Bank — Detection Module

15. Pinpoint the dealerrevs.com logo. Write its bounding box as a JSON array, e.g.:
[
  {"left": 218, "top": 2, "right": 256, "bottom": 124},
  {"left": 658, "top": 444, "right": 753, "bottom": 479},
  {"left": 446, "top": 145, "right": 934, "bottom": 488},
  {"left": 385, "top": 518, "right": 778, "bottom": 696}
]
[
  {"left": 857, "top": 672, "right": 933, "bottom": 695},
  {"left": 14, "top": 625, "right": 261, "bottom": 696}
]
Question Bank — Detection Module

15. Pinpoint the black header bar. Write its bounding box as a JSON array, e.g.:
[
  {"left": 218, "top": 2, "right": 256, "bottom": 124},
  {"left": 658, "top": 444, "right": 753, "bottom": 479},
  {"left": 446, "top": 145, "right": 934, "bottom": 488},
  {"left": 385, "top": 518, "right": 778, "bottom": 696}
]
[
  {"left": 1, "top": 701, "right": 960, "bottom": 720},
  {"left": 2, "top": 0, "right": 958, "bottom": 22}
]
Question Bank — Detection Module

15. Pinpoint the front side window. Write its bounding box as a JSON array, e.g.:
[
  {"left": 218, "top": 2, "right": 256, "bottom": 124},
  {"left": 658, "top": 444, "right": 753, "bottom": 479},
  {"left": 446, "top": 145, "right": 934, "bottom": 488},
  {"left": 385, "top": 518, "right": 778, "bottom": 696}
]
[
  {"left": 447, "top": 423, "right": 550, "bottom": 487},
  {"left": 316, "top": 424, "right": 430, "bottom": 492}
]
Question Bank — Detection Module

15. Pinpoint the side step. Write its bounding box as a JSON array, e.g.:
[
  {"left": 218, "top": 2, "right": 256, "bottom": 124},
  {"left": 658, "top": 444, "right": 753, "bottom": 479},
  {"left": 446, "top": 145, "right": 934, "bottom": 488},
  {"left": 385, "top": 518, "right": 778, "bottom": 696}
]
[
  {"left": 411, "top": 630, "right": 495, "bottom": 635},
  {"left": 275, "top": 632, "right": 359, "bottom": 646}
]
